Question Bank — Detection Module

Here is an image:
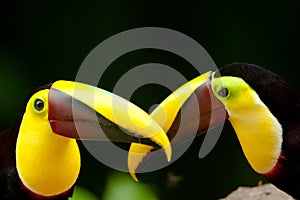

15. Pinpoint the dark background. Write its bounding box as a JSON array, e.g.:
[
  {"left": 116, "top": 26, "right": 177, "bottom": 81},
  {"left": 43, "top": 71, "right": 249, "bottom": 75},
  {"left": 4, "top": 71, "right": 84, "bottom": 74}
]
[{"left": 1, "top": 1, "right": 299, "bottom": 199}]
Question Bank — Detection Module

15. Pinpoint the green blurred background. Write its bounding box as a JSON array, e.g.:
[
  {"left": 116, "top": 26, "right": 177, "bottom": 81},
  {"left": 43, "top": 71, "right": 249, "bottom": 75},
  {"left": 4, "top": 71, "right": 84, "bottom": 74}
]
[{"left": 1, "top": 1, "right": 299, "bottom": 199}]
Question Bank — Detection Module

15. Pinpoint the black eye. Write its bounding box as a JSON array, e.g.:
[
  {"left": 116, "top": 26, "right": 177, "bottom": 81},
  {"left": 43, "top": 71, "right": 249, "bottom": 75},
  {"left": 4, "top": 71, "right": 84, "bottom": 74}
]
[
  {"left": 218, "top": 87, "right": 229, "bottom": 98},
  {"left": 34, "top": 99, "right": 44, "bottom": 112}
]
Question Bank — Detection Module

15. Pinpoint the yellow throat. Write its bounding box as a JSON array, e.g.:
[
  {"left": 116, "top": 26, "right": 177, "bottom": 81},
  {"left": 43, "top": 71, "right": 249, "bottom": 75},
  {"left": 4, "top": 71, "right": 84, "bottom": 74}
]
[
  {"left": 212, "top": 76, "right": 283, "bottom": 174},
  {"left": 16, "top": 89, "right": 80, "bottom": 196}
]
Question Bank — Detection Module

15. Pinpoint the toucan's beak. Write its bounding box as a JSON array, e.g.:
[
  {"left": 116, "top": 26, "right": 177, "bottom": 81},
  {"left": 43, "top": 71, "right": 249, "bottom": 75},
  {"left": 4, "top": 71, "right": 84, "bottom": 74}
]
[
  {"left": 152, "top": 71, "right": 228, "bottom": 143},
  {"left": 192, "top": 72, "right": 228, "bottom": 136},
  {"left": 127, "top": 71, "right": 227, "bottom": 180},
  {"left": 47, "top": 80, "right": 171, "bottom": 160}
]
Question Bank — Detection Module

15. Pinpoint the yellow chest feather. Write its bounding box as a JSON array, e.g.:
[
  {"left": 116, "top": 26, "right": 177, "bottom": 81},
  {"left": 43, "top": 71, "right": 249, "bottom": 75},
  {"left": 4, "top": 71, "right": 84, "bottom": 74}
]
[
  {"left": 228, "top": 103, "right": 283, "bottom": 174},
  {"left": 16, "top": 114, "right": 81, "bottom": 196}
]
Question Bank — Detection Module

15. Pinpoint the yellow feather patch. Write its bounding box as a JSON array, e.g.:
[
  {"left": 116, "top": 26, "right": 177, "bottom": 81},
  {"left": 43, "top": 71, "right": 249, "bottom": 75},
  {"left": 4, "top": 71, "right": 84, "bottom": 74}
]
[
  {"left": 16, "top": 89, "right": 81, "bottom": 196},
  {"left": 212, "top": 76, "right": 283, "bottom": 174}
]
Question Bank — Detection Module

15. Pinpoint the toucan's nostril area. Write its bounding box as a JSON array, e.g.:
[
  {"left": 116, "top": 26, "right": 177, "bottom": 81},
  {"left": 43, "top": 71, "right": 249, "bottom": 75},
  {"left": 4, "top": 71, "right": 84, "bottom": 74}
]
[{"left": 213, "top": 70, "right": 221, "bottom": 78}]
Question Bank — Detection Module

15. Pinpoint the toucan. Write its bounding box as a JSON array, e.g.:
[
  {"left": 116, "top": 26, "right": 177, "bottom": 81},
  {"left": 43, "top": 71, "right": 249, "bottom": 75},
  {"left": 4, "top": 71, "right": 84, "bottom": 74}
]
[
  {"left": 128, "top": 63, "right": 300, "bottom": 199},
  {"left": 0, "top": 80, "right": 171, "bottom": 200}
]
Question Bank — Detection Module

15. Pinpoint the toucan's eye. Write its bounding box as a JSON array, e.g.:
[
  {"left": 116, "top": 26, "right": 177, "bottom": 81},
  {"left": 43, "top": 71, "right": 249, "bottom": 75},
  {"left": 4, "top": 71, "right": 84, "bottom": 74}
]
[
  {"left": 34, "top": 99, "right": 45, "bottom": 112},
  {"left": 217, "top": 87, "right": 229, "bottom": 98}
]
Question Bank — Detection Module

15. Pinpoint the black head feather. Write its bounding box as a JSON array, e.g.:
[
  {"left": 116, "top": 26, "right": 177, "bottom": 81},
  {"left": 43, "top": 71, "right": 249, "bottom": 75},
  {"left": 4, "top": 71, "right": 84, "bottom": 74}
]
[
  {"left": 34, "top": 83, "right": 53, "bottom": 93},
  {"left": 217, "top": 63, "right": 300, "bottom": 124}
]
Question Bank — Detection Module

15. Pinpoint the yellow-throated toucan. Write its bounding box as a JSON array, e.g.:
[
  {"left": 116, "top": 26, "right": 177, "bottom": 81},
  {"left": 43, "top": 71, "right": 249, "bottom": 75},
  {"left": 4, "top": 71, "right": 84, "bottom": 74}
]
[
  {"left": 129, "top": 63, "right": 300, "bottom": 199},
  {"left": 0, "top": 80, "right": 171, "bottom": 199}
]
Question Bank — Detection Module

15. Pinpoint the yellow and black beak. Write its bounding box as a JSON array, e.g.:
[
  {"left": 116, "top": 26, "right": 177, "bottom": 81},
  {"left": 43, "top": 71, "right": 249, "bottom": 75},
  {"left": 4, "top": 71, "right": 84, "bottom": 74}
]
[
  {"left": 128, "top": 72, "right": 227, "bottom": 180},
  {"left": 47, "top": 80, "right": 171, "bottom": 158},
  {"left": 151, "top": 71, "right": 228, "bottom": 143},
  {"left": 185, "top": 71, "right": 228, "bottom": 138}
]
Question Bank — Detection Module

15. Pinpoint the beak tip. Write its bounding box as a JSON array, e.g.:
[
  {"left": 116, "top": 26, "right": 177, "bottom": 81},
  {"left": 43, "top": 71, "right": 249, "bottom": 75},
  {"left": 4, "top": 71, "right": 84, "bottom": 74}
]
[
  {"left": 164, "top": 145, "right": 172, "bottom": 162},
  {"left": 130, "top": 173, "right": 139, "bottom": 182}
]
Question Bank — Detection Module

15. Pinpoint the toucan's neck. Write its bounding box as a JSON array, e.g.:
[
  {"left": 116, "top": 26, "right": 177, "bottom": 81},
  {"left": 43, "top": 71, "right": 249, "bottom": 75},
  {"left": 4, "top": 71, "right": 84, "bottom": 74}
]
[
  {"left": 16, "top": 113, "right": 81, "bottom": 197},
  {"left": 228, "top": 95, "right": 283, "bottom": 174},
  {"left": 261, "top": 151, "right": 286, "bottom": 179}
]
